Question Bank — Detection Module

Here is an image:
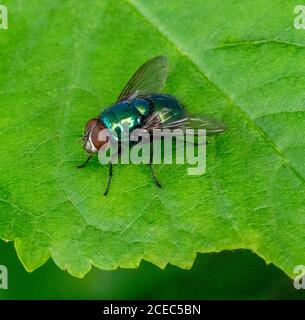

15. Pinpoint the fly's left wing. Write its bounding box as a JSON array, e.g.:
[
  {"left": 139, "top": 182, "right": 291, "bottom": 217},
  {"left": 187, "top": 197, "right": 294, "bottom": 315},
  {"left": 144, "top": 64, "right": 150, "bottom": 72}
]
[
  {"left": 142, "top": 109, "right": 227, "bottom": 136},
  {"left": 117, "top": 56, "right": 168, "bottom": 102},
  {"left": 161, "top": 117, "right": 227, "bottom": 135}
]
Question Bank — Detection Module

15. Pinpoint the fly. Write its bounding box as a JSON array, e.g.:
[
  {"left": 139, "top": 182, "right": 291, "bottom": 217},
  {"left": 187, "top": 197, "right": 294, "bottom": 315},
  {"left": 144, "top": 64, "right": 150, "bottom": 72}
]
[{"left": 78, "top": 56, "right": 227, "bottom": 195}]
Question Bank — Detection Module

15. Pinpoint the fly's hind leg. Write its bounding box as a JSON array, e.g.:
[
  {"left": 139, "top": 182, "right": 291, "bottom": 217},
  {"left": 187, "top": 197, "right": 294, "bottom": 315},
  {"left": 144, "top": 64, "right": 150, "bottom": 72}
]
[
  {"left": 183, "top": 138, "right": 209, "bottom": 147},
  {"left": 103, "top": 162, "right": 113, "bottom": 196},
  {"left": 148, "top": 144, "right": 162, "bottom": 189}
]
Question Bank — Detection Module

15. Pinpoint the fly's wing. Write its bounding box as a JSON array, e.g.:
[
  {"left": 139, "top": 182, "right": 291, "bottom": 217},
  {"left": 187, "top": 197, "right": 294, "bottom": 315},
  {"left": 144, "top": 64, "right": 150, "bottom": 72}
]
[
  {"left": 117, "top": 56, "right": 168, "bottom": 101},
  {"left": 161, "top": 117, "right": 227, "bottom": 135},
  {"left": 142, "top": 109, "right": 227, "bottom": 136}
]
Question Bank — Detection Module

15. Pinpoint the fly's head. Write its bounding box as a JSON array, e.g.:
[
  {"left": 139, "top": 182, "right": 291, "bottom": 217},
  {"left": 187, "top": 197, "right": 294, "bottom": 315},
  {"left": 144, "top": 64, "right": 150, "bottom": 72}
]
[{"left": 82, "top": 118, "right": 109, "bottom": 154}]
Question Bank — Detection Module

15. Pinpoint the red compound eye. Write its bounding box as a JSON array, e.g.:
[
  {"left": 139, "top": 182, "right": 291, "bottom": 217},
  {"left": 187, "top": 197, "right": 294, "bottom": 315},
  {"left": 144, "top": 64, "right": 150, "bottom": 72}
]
[
  {"left": 90, "top": 123, "right": 109, "bottom": 150},
  {"left": 84, "top": 118, "right": 99, "bottom": 135}
]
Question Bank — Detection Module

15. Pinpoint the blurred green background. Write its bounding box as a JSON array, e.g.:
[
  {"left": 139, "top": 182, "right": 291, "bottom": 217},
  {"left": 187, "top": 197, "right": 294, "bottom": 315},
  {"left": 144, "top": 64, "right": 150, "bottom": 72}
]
[{"left": 0, "top": 240, "right": 304, "bottom": 299}]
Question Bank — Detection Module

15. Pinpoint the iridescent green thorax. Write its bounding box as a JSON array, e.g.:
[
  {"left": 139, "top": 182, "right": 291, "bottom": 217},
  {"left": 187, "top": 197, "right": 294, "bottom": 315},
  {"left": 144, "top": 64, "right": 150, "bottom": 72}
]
[
  {"left": 100, "top": 94, "right": 185, "bottom": 140},
  {"left": 100, "top": 99, "right": 150, "bottom": 139}
]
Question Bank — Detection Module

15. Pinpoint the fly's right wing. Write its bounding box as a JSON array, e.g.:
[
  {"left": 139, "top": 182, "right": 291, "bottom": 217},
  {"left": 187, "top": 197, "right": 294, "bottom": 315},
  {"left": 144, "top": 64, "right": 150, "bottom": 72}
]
[{"left": 117, "top": 56, "right": 168, "bottom": 102}]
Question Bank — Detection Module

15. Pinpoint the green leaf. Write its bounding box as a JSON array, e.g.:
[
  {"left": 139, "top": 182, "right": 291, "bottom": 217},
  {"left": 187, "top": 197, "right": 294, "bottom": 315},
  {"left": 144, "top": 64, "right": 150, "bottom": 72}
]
[{"left": 0, "top": 0, "right": 304, "bottom": 278}]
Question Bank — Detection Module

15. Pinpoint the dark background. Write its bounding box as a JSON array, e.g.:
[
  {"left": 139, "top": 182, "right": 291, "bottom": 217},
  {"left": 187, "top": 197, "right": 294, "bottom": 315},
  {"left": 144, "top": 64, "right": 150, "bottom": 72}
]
[{"left": 0, "top": 241, "right": 304, "bottom": 299}]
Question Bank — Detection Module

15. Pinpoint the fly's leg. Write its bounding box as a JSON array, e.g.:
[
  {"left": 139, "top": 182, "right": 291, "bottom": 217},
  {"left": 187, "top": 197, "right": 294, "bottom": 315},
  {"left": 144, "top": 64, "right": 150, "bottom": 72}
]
[
  {"left": 183, "top": 138, "right": 209, "bottom": 147},
  {"left": 77, "top": 154, "right": 93, "bottom": 169},
  {"left": 103, "top": 162, "right": 113, "bottom": 196},
  {"left": 148, "top": 145, "right": 162, "bottom": 188},
  {"left": 103, "top": 143, "right": 122, "bottom": 196},
  {"left": 149, "top": 164, "right": 162, "bottom": 188}
]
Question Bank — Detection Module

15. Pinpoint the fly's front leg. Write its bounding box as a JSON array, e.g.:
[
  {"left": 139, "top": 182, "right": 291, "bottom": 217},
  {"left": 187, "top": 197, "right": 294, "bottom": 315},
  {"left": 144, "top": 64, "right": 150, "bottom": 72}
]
[
  {"left": 103, "top": 143, "right": 122, "bottom": 196},
  {"left": 77, "top": 154, "right": 93, "bottom": 169}
]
